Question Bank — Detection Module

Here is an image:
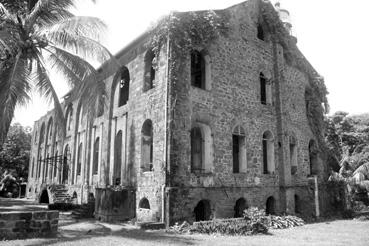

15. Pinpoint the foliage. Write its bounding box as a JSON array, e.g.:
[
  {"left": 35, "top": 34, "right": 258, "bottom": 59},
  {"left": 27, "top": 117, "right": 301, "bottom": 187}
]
[
  {"left": 326, "top": 112, "right": 369, "bottom": 172},
  {"left": 0, "top": 0, "right": 114, "bottom": 144},
  {"left": 0, "top": 123, "right": 32, "bottom": 180}
]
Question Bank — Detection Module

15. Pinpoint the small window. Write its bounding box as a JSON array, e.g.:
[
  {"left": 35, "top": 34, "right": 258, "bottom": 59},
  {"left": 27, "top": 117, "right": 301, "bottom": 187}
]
[
  {"left": 257, "top": 24, "right": 265, "bottom": 40},
  {"left": 262, "top": 131, "right": 275, "bottom": 174},
  {"left": 77, "top": 143, "right": 82, "bottom": 175},
  {"left": 232, "top": 126, "right": 247, "bottom": 173},
  {"left": 141, "top": 120, "right": 153, "bottom": 172},
  {"left": 93, "top": 137, "right": 100, "bottom": 175},
  {"left": 143, "top": 49, "right": 156, "bottom": 91},
  {"left": 191, "top": 50, "right": 206, "bottom": 89},
  {"left": 139, "top": 198, "right": 150, "bottom": 209},
  {"left": 118, "top": 68, "right": 130, "bottom": 107}
]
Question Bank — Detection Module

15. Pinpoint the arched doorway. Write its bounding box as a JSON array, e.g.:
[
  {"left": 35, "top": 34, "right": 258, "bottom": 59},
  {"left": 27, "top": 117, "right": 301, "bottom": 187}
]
[
  {"left": 194, "top": 200, "right": 211, "bottom": 221},
  {"left": 266, "top": 196, "right": 276, "bottom": 215},
  {"left": 39, "top": 189, "right": 49, "bottom": 204},
  {"left": 295, "top": 195, "right": 301, "bottom": 214},
  {"left": 234, "top": 198, "right": 248, "bottom": 218},
  {"left": 62, "top": 145, "right": 70, "bottom": 184}
]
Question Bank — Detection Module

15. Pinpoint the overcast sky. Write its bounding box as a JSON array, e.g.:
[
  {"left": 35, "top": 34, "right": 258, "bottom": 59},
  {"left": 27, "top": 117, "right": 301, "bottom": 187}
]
[{"left": 13, "top": 0, "right": 369, "bottom": 127}]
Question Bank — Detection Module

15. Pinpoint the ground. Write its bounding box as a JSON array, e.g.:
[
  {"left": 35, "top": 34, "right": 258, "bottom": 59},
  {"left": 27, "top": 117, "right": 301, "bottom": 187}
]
[{"left": 1, "top": 198, "right": 369, "bottom": 246}]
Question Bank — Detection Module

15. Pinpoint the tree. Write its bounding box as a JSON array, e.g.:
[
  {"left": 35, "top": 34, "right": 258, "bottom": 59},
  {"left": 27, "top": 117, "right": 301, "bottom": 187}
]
[
  {"left": 0, "top": 123, "right": 32, "bottom": 180},
  {"left": 0, "top": 0, "right": 115, "bottom": 144}
]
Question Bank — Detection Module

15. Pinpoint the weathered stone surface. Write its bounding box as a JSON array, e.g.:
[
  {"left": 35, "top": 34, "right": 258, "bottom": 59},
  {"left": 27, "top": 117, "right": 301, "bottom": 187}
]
[{"left": 26, "top": 0, "right": 328, "bottom": 225}]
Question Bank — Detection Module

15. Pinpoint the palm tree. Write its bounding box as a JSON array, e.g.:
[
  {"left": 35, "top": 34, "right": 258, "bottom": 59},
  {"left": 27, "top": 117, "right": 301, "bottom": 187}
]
[{"left": 0, "top": 0, "right": 114, "bottom": 144}]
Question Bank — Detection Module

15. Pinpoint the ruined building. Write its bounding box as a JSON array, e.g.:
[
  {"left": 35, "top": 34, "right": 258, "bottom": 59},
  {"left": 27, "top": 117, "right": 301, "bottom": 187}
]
[{"left": 26, "top": 0, "right": 329, "bottom": 224}]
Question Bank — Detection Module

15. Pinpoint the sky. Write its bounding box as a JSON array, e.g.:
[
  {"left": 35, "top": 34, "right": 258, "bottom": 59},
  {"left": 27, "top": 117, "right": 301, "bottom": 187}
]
[{"left": 13, "top": 0, "right": 369, "bottom": 127}]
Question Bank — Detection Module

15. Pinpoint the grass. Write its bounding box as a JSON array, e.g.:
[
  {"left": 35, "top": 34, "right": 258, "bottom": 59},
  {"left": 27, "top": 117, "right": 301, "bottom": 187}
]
[{"left": 1, "top": 219, "right": 369, "bottom": 246}]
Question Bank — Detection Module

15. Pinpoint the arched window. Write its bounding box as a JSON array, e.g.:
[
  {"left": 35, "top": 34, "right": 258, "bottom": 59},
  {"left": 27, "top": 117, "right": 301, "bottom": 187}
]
[
  {"left": 232, "top": 125, "right": 247, "bottom": 173},
  {"left": 39, "top": 123, "right": 45, "bottom": 144},
  {"left": 31, "top": 158, "right": 35, "bottom": 178},
  {"left": 290, "top": 136, "right": 298, "bottom": 175},
  {"left": 262, "top": 131, "right": 275, "bottom": 174},
  {"left": 118, "top": 68, "right": 130, "bottom": 107},
  {"left": 93, "top": 137, "right": 100, "bottom": 175},
  {"left": 191, "top": 127, "right": 203, "bottom": 173},
  {"left": 266, "top": 196, "right": 276, "bottom": 215},
  {"left": 260, "top": 73, "right": 272, "bottom": 105},
  {"left": 143, "top": 49, "right": 156, "bottom": 91},
  {"left": 191, "top": 123, "right": 213, "bottom": 174},
  {"left": 97, "top": 96, "right": 105, "bottom": 117},
  {"left": 77, "top": 143, "right": 82, "bottom": 176},
  {"left": 114, "top": 131, "right": 122, "bottom": 184},
  {"left": 62, "top": 145, "right": 70, "bottom": 184},
  {"left": 141, "top": 120, "right": 153, "bottom": 172},
  {"left": 234, "top": 198, "right": 248, "bottom": 218},
  {"left": 309, "top": 140, "right": 318, "bottom": 175},
  {"left": 257, "top": 24, "right": 265, "bottom": 40},
  {"left": 139, "top": 198, "right": 150, "bottom": 209},
  {"left": 53, "top": 151, "right": 58, "bottom": 178},
  {"left": 45, "top": 153, "right": 49, "bottom": 181},
  {"left": 191, "top": 50, "right": 205, "bottom": 89},
  {"left": 46, "top": 118, "right": 53, "bottom": 142},
  {"left": 65, "top": 104, "right": 73, "bottom": 132}
]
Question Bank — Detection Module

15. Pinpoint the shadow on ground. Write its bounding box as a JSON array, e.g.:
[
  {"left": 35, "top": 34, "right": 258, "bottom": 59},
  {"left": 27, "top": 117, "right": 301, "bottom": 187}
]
[{"left": 24, "top": 220, "right": 197, "bottom": 246}]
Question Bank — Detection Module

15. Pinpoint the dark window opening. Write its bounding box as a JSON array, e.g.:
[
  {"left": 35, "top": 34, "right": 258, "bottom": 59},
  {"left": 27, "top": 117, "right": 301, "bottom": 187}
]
[
  {"left": 97, "top": 96, "right": 105, "bottom": 117},
  {"left": 260, "top": 73, "right": 267, "bottom": 105},
  {"left": 39, "top": 190, "right": 49, "bottom": 204},
  {"left": 194, "top": 200, "right": 211, "bottom": 221},
  {"left": 263, "top": 137, "right": 268, "bottom": 174},
  {"left": 77, "top": 143, "right": 82, "bottom": 175},
  {"left": 141, "top": 120, "right": 153, "bottom": 172},
  {"left": 93, "top": 137, "right": 100, "bottom": 175},
  {"left": 31, "top": 158, "right": 35, "bottom": 178},
  {"left": 118, "top": 69, "right": 130, "bottom": 107},
  {"left": 191, "top": 127, "right": 203, "bottom": 173},
  {"left": 234, "top": 198, "right": 248, "bottom": 218},
  {"left": 62, "top": 145, "right": 70, "bottom": 184},
  {"left": 257, "top": 24, "right": 265, "bottom": 40},
  {"left": 233, "top": 135, "right": 240, "bottom": 173},
  {"left": 266, "top": 196, "right": 276, "bottom": 215},
  {"left": 290, "top": 136, "right": 297, "bottom": 175},
  {"left": 144, "top": 49, "right": 156, "bottom": 91},
  {"left": 191, "top": 50, "right": 206, "bottom": 89},
  {"left": 309, "top": 140, "right": 318, "bottom": 175},
  {"left": 139, "top": 198, "right": 150, "bottom": 209},
  {"left": 295, "top": 195, "right": 301, "bottom": 214},
  {"left": 114, "top": 131, "right": 122, "bottom": 184}
]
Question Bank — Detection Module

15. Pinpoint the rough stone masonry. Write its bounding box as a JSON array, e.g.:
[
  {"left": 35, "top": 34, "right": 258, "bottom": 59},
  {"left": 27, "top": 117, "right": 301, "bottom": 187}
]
[{"left": 26, "top": 0, "right": 330, "bottom": 225}]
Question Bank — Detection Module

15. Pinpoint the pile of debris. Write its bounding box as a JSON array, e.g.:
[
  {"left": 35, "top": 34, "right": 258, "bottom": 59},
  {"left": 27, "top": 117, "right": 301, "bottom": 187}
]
[{"left": 267, "top": 215, "right": 305, "bottom": 229}]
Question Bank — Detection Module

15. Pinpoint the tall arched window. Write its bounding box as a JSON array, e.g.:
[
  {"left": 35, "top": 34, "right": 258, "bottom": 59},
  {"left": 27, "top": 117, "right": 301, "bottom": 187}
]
[
  {"left": 233, "top": 125, "right": 247, "bottom": 173},
  {"left": 144, "top": 49, "right": 155, "bottom": 91},
  {"left": 97, "top": 96, "right": 105, "bottom": 117},
  {"left": 45, "top": 153, "right": 49, "bottom": 181},
  {"left": 309, "top": 140, "right": 318, "bottom": 175},
  {"left": 39, "top": 123, "right": 45, "bottom": 144},
  {"left": 46, "top": 118, "right": 53, "bottom": 142},
  {"left": 114, "top": 131, "right": 122, "bottom": 184},
  {"left": 31, "top": 158, "right": 35, "bottom": 178},
  {"left": 257, "top": 24, "right": 265, "bottom": 40},
  {"left": 290, "top": 136, "right": 298, "bottom": 175},
  {"left": 62, "top": 145, "right": 70, "bottom": 184},
  {"left": 262, "top": 131, "right": 275, "bottom": 174},
  {"left": 141, "top": 120, "right": 153, "bottom": 172},
  {"left": 77, "top": 143, "right": 82, "bottom": 175},
  {"left": 65, "top": 104, "right": 73, "bottom": 132},
  {"left": 191, "top": 50, "right": 206, "bottom": 89},
  {"left": 191, "top": 127, "right": 203, "bottom": 172},
  {"left": 118, "top": 68, "right": 130, "bottom": 107},
  {"left": 93, "top": 137, "right": 100, "bottom": 175},
  {"left": 53, "top": 151, "right": 58, "bottom": 179}
]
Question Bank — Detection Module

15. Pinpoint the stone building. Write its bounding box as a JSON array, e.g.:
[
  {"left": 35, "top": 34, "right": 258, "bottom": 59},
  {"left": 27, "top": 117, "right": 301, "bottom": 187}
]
[{"left": 26, "top": 0, "right": 328, "bottom": 224}]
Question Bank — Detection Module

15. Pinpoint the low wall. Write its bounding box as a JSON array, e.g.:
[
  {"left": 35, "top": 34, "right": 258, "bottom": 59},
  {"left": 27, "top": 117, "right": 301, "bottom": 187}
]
[{"left": 0, "top": 210, "right": 59, "bottom": 240}]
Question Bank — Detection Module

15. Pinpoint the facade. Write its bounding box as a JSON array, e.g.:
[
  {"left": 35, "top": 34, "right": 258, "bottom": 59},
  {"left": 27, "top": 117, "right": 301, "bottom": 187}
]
[{"left": 26, "top": 0, "right": 328, "bottom": 224}]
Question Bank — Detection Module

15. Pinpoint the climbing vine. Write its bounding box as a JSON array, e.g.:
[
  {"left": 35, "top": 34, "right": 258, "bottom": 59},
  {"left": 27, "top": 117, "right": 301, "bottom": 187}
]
[{"left": 260, "top": 0, "right": 329, "bottom": 154}]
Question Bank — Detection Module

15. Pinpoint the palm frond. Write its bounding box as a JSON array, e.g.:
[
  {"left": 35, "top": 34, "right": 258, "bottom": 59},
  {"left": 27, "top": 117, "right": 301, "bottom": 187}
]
[
  {"left": 43, "top": 45, "right": 98, "bottom": 89},
  {"left": 0, "top": 53, "right": 32, "bottom": 145},
  {"left": 32, "top": 51, "right": 66, "bottom": 137},
  {"left": 39, "top": 16, "right": 108, "bottom": 43},
  {"left": 26, "top": 0, "right": 75, "bottom": 30}
]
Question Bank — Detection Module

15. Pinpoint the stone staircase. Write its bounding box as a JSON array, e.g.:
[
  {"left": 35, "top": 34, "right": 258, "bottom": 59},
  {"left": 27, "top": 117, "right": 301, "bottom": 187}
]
[
  {"left": 48, "top": 184, "right": 72, "bottom": 204},
  {"left": 71, "top": 196, "right": 95, "bottom": 219}
]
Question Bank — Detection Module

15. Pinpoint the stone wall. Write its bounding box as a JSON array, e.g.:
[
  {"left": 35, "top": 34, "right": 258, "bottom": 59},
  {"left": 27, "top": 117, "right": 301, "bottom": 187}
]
[{"left": 0, "top": 211, "right": 58, "bottom": 240}]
